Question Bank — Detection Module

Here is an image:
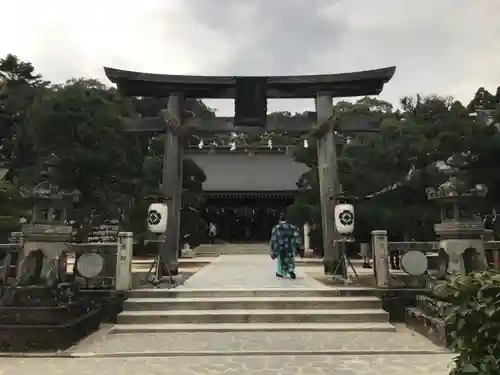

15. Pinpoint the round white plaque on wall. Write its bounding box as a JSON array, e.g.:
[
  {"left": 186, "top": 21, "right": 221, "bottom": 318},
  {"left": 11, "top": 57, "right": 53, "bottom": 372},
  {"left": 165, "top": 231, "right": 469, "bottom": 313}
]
[
  {"left": 76, "top": 252, "right": 104, "bottom": 278},
  {"left": 401, "top": 250, "right": 428, "bottom": 276}
]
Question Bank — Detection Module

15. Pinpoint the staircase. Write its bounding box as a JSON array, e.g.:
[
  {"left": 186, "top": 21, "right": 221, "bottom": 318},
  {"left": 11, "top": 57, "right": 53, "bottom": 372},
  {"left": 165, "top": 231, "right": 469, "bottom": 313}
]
[
  {"left": 111, "top": 287, "right": 395, "bottom": 333},
  {"left": 194, "top": 243, "right": 270, "bottom": 257},
  {"left": 72, "top": 253, "right": 451, "bottom": 374}
]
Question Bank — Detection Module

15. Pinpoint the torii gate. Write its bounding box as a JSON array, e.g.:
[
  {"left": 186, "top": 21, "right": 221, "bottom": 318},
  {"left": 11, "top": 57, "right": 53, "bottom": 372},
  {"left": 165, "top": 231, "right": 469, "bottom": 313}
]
[{"left": 104, "top": 67, "right": 396, "bottom": 275}]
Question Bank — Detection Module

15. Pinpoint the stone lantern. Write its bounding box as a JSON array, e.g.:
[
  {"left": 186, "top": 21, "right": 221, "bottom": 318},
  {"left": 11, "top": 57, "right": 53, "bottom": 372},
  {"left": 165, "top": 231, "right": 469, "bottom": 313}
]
[
  {"left": 17, "top": 182, "right": 75, "bottom": 284},
  {"left": 425, "top": 166, "right": 489, "bottom": 278}
]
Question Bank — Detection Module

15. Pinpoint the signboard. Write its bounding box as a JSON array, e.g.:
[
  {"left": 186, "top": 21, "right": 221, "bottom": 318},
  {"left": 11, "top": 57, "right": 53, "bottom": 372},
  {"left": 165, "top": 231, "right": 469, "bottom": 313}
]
[
  {"left": 87, "top": 219, "right": 120, "bottom": 243},
  {"left": 235, "top": 77, "right": 267, "bottom": 127}
]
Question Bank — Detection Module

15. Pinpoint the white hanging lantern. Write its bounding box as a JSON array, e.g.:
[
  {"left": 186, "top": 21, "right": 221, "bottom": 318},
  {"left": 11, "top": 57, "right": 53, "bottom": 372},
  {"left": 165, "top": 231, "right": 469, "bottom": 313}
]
[
  {"left": 303, "top": 139, "right": 309, "bottom": 148},
  {"left": 147, "top": 203, "right": 168, "bottom": 234},
  {"left": 198, "top": 140, "right": 204, "bottom": 149},
  {"left": 334, "top": 203, "right": 354, "bottom": 235}
]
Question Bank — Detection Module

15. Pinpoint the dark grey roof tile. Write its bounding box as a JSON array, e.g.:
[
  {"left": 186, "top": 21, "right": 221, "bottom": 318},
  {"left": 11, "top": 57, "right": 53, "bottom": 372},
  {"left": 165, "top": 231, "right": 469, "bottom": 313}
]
[{"left": 187, "top": 152, "right": 308, "bottom": 192}]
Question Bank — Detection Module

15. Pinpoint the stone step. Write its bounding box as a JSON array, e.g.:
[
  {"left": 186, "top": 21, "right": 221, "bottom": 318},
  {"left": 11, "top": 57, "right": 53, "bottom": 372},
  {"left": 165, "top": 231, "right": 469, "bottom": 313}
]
[
  {"left": 195, "top": 244, "right": 270, "bottom": 255},
  {"left": 117, "top": 308, "right": 389, "bottom": 324},
  {"left": 129, "top": 287, "right": 376, "bottom": 299},
  {"left": 123, "top": 296, "right": 382, "bottom": 310},
  {"left": 74, "top": 331, "right": 443, "bottom": 355},
  {"left": 110, "top": 322, "right": 397, "bottom": 333},
  {"left": 195, "top": 251, "right": 269, "bottom": 256}
]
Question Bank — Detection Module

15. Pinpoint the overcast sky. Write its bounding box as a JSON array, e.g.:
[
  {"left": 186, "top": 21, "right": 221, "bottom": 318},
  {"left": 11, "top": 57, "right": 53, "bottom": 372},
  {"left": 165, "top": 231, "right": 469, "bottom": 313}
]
[{"left": 3, "top": 0, "right": 500, "bottom": 115}]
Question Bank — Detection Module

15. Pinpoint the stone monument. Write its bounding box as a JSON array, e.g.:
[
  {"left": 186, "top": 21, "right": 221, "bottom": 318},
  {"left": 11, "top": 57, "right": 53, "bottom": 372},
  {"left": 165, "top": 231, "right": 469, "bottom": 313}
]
[
  {"left": 425, "top": 164, "right": 489, "bottom": 279},
  {"left": 17, "top": 182, "right": 76, "bottom": 284}
]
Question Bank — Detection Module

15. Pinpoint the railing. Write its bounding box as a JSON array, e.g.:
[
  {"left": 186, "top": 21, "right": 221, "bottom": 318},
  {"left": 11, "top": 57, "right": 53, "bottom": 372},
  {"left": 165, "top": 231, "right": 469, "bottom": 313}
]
[
  {"left": 387, "top": 241, "right": 500, "bottom": 271},
  {"left": 0, "top": 232, "right": 133, "bottom": 292},
  {"left": 371, "top": 231, "right": 500, "bottom": 288},
  {"left": 0, "top": 243, "right": 22, "bottom": 288},
  {"left": 66, "top": 232, "right": 133, "bottom": 291}
]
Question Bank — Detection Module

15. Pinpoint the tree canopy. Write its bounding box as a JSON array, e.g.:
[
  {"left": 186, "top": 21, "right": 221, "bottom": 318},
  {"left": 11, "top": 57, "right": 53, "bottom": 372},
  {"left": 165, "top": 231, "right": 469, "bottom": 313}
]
[
  {"left": 0, "top": 54, "right": 212, "bottom": 247},
  {"left": 287, "top": 89, "right": 500, "bottom": 249}
]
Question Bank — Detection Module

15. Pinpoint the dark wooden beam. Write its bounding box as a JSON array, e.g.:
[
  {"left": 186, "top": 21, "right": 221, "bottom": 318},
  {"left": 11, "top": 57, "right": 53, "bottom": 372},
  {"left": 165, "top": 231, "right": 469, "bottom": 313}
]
[
  {"left": 123, "top": 113, "right": 383, "bottom": 136},
  {"left": 310, "top": 113, "right": 383, "bottom": 138},
  {"left": 123, "top": 117, "right": 163, "bottom": 132},
  {"left": 123, "top": 116, "right": 316, "bottom": 134},
  {"left": 104, "top": 66, "right": 396, "bottom": 99}
]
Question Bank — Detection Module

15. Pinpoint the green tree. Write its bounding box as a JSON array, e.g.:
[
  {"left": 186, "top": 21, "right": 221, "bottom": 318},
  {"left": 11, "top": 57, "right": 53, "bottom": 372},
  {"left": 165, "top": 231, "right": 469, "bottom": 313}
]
[
  {"left": 467, "top": 87, "right": 497, "bottom": 112},
  {"left": 0, "top": 179, "right": 26, "bottom": 240},
  {"left": 287, "top": 93, "right": 495, "bottom": 247},
  {"left": 0, "top": 54, "right": 48, "bottom": 179},
  {"left": 24, "top": 78, "right": 141, "bottom": 233}
]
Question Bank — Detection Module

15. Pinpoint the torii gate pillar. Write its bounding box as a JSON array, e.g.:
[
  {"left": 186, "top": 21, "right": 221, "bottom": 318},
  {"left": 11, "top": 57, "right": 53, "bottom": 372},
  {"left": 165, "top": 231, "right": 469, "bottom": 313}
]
[
  {"left": 159, "top": 94, "right": 184, "bottom": 274},
  {"left": 315, "top": 94, "right": 340, "bottom": 273}
]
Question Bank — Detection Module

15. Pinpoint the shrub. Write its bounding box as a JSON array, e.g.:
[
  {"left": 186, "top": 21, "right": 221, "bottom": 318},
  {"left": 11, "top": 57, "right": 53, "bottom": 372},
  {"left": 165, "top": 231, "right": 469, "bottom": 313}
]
[{"left": 442, "top": 272, "right": 500, "bottom": 374}]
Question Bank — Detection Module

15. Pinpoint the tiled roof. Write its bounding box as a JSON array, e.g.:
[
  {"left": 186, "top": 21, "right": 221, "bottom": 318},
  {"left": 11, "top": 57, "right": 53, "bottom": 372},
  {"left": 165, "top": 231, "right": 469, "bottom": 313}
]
[{"left": 186, "top": 152, "right": 309, "bottom": 192}]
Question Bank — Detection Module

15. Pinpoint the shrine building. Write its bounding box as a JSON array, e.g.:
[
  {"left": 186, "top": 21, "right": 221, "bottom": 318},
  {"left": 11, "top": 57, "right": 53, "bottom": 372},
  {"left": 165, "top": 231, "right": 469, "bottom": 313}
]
[{"left": 186, "top": 146, "right": 308, "bottom": 243}]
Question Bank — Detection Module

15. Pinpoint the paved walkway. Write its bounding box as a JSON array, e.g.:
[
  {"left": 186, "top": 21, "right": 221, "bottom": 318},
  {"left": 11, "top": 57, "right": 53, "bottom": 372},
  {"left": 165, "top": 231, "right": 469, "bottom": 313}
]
[
  {"left": 1, "top": 254, "right": 455, "bottom": 374},
  {"left": 179, "top": 254, "right": 328, "bottom": 289},
  {"left": 0, "top": 355, "right": 454, "bottom": 375}
]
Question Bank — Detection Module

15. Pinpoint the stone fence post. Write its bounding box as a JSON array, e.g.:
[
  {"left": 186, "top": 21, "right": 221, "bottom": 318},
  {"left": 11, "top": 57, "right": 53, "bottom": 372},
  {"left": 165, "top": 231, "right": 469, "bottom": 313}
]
[
  {"left": 483, "top": 229, "right": 500, "bottom": 271},
  {"left": 9, "top": 232, "right": 24, "bottom": 246},
  {"left": 303, "top": 223, "right": 312, "bottom": 255},
  {"left": 116, "top": 232, "right": 133, "bottom": 291},
  {"left": 371, "top": 230, "right": 389, "bottom": 288}
]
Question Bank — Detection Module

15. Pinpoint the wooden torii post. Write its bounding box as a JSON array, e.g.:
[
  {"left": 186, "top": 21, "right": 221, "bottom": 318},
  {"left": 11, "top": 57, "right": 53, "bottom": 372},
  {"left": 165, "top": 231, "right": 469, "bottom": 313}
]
[{"left": 104, "top": 67, "right": 396, "bottom": 276}]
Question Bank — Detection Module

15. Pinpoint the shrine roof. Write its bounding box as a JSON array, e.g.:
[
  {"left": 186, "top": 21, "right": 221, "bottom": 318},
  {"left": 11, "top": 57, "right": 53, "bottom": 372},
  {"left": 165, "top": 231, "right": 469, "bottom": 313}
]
[
  {"left": 104, "top": 66, "right": 396, "bottom": 99},
  {"left": 186, "top": 151, "right": 308, "bottom": 192}
]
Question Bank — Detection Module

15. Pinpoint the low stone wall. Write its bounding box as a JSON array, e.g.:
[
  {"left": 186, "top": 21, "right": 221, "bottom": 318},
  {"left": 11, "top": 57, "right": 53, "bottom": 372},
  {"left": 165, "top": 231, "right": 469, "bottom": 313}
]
[
  {"left": 378, "top": 289, "right": 422, "bottom": 322},
  {"left": 0, "top": 286, "right": 126, "bottom": 352},
  {"left": 405, "top": 294, "right": 453, "bottom": 348}
]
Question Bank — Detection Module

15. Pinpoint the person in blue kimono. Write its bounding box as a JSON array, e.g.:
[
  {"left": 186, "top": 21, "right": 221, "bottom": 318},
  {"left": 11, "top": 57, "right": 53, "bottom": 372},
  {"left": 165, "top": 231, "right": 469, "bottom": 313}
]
[{"left": 269, "top": 214, "right": 304, "bottom": 279}]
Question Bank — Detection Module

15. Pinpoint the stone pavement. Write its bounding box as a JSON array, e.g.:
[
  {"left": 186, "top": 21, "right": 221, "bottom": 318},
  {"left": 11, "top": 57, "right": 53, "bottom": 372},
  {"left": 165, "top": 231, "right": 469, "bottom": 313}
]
[
  {"left": 0, "top": 354, "right": 455, "bottom": 375},
  {"left": 178, "top": 254, "right": 329, "bottom": 289}
]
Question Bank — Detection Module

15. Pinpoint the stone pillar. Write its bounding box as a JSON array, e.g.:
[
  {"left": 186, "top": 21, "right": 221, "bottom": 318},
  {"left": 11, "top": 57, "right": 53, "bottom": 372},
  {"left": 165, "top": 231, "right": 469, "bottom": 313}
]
[
  {"left": 115, "top": 232, "right": 133, "bottom": 291},
  {"left": 181, "top": 241, "right": 195, "bottom": 259},
  {"left": 8, "top": 232, "right": 23, "bottom": 280},
  {"left": 160, "top": 93, "right": 184, "bottom": 275},
  {"left": 315, "top": 94, "right": 340, "bottom": 274},
  {"left": 494, "top": 248, "right": 500, "bottom": 272},
  {"left": 483, "top": 229, "right": 494, "bottom": 241},
  {"left": 483, "top": 230, "right": 499, "bottom": 271},
  {"left": 9, "top": 231, "right": 24, "bottom": 246},
  {"left": 303, "top": 222, "right": 311, "bottom": 255},
  {"left": 360, "top": 242, "right": 370, "bottom": 260},
  {"left": 371, "top": 230, "right": 389, "bottom": 288}
]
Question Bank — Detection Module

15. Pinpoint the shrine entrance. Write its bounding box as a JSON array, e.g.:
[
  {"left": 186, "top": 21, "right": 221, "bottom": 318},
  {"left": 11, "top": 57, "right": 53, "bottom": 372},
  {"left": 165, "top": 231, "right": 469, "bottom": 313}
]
[
  {"left": 204, "top": 194, "right": 293, "bottom": 243},
  {"left": 104, "top": 66, "right": 396, "bottom": 274}
]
